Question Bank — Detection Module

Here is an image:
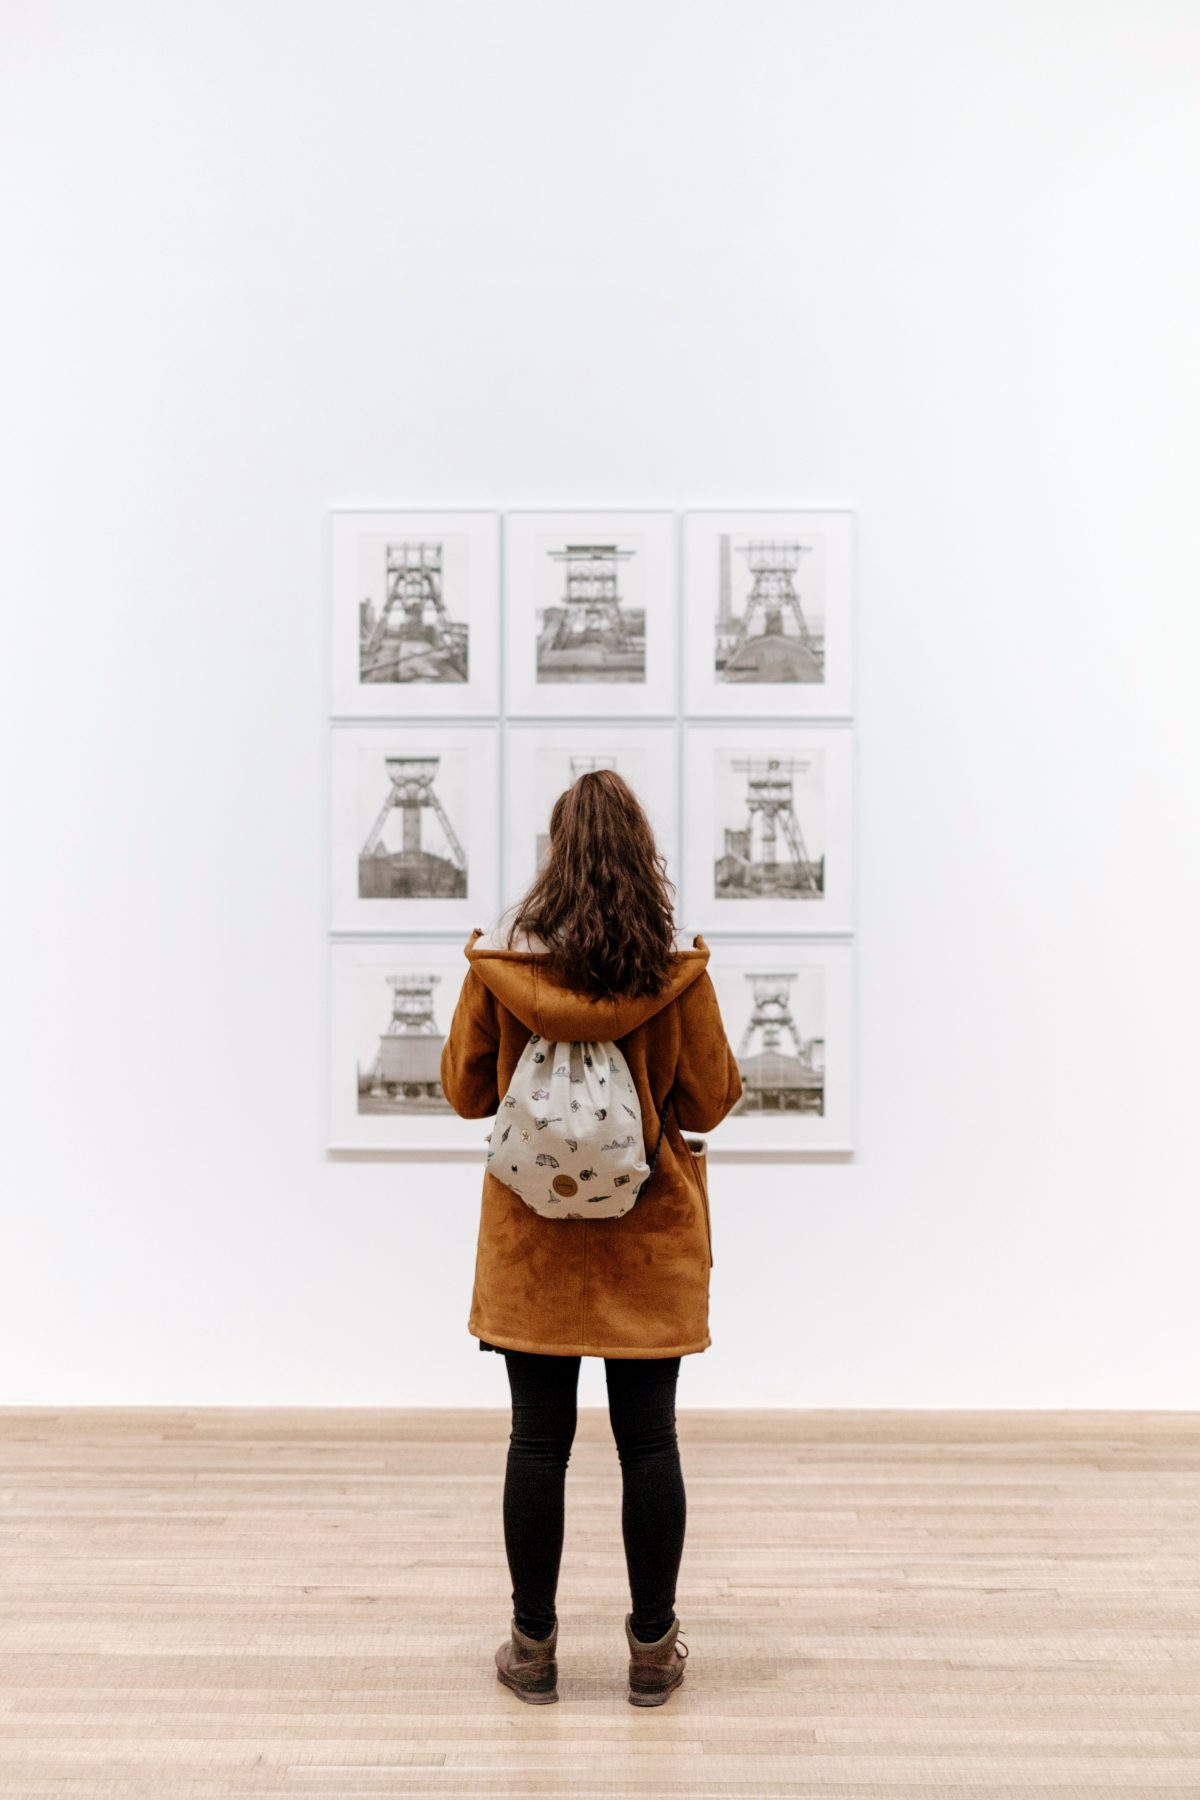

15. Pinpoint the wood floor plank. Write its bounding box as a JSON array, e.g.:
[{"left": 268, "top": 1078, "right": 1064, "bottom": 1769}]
[{"left": 1, "top": 1408, "right": 1198, "bottom": 1797}]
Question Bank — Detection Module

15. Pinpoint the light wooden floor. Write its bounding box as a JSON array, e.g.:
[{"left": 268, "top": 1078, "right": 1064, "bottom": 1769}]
[{"left": 1, "top": 1409, "right": 1198, "bottom": 1798}]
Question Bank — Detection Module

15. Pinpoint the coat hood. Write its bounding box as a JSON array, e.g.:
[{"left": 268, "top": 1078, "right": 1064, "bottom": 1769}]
[{"left": 464, "top": 926, "right": 711, "bottom": 1041}]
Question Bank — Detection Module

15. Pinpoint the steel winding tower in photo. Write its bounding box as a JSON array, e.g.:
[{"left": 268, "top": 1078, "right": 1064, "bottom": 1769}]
[
  {"left": 367, "top": 971, "right": 447, "bottom": 1103},
  {"left": 361, "top": 756, "right": 466, "bottom": 891},
  {"left": 731, "top": 540, "right": 814, "bottom": 653},
  {"left": 717, "top": 536, "right": 824, "bottom": 683},
  {"left": 738, "top": 971, "right": 806, "bottom": 1060},
  {"left": 547, "top": 543, "right": 635, "bottom": 649},
  {"left": 736, "top": 970, "right": 825, "bottom": 1114},
  {"left": 725, "top": 755, "right": 821, "bottom": 893},
  {"left": 361, "top": 541, "right": 466, "bottom": 681}
]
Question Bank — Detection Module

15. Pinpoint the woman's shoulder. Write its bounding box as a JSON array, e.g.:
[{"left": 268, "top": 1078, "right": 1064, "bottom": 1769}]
[{"left": 472, "top": 904, "right": 549, "bottom": 953}]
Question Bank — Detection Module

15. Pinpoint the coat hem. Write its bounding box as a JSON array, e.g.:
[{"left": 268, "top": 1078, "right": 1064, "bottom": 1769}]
[{"left": 470, "top": 1325, "right": 710, "bottom": 1358}]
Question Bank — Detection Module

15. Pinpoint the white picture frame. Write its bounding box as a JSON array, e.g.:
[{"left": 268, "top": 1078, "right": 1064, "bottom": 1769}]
[
  {"left": 330, "top": 509, "right": 500, "bottom": 717},
  {"left": 328, "top": 937, "right": 495, "bottom": 1151},
  {"left": 682, "top": 723, "right": 855, "bottom": 934},
  {"left": 704, "top": 938, "right": 855, "bottom": 1153},
  {"left": 330, "top": 722, "right": 500, "bottom": 932},
  {"left": 683, "top": 509, "right": 854, "bottom": 718},
  {"left": 502, "top": 723, "right": 681, "bottom": 917},
  {"left": 504, "top": 509, "right": 678, "bottom": 718}
]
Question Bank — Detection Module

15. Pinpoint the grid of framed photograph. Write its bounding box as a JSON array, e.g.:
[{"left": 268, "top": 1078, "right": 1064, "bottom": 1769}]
[{"left": 326, "top": 506, "right": 856, "bottom": 1155}]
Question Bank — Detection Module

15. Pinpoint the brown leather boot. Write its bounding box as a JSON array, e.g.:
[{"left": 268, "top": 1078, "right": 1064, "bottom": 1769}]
[
  {"left": 495, "top": 1616, "right": 559, "bottom": 1704},
  {"left": 625, "top": 1613, "right": 688, "bottom": 1706}
]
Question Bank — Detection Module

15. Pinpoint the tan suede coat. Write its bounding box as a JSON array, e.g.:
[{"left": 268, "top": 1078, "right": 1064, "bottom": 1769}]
[{"left": 440, "top": 928, "right": 743, "bottom": 1358}]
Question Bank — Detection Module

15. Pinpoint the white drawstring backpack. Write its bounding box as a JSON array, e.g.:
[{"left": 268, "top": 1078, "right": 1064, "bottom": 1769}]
[{"left": 486, "top": 1032, "right": 671, "bottom": 1219}]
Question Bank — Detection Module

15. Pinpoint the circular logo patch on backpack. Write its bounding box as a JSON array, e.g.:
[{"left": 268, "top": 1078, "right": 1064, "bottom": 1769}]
[{"left": 551, "top": 1174, "right": 578, "bottom": 1197}]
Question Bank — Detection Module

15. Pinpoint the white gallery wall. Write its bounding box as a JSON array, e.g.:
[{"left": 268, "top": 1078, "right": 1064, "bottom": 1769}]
[{"left": 2, "top": 0, "right": 1198, "bottom": 1408}]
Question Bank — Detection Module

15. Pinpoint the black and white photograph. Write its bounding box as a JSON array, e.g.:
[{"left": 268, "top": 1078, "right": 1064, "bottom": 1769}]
[
  {"left": 503, "top": 724, "right": 680, "bottom": 907},
  {"left": 683, "top": 510, "right": 854, "bottom": 717},
  {"left": 705, "top": 939, "right": 854, "bottom": 1152},
  {"left": 329, "top": 722, "right": 499, "bottom": 931},
  {"left": 330, "top": 510, "right": 500, "bottom": 717},
  {"left": 328, "top": 939, "right": 494, "bottom": 1150},
  {"left": 504, "top": 510, "right": 677, "bottom": 717},
  {"left": 682, "top": 725, "right": 855, "bottom": 933}
]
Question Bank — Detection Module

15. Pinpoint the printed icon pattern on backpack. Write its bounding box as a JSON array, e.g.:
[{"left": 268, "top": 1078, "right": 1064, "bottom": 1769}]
[{"left": 486, "top": 1034, "right": 670, "bottom": 1220}]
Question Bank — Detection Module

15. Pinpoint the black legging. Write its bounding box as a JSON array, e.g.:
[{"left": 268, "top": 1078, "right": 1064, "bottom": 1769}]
[{"left": 500, "top": 1348, "right": 686, "bottom": 1643}]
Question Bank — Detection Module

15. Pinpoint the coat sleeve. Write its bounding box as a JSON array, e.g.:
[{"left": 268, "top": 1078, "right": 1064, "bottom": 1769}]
[
  {"left": 671, "top": 970, "right": 744, "bottom": 1132},
  {"left": 439, "top": 967, "right": 501, "bottom": 1119}
]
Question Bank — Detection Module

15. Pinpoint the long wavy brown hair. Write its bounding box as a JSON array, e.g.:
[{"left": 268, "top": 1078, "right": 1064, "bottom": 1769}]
[{"left": 504, "top": 768, "right": 678, "bottom": 999}]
